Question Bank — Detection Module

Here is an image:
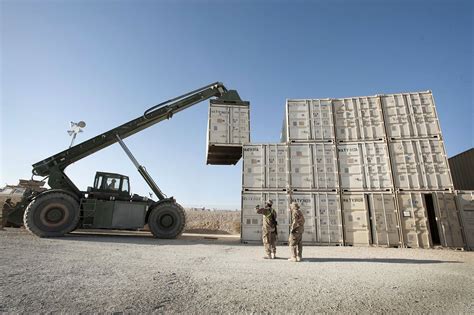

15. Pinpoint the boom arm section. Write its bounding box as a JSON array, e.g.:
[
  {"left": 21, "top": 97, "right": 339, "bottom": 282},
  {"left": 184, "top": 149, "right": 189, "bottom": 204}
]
[{"left": 32, "top": 82, "right": 242, "bottom": 194}]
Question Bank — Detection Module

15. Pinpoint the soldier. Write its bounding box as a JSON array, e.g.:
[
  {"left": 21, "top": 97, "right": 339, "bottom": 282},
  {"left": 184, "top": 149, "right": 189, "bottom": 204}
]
[
  {"left": 288, "top": 201, "right": 305, "bottom": 262},
  {"left": 256, "top": 199, "right": 277, "bottom": 259}
]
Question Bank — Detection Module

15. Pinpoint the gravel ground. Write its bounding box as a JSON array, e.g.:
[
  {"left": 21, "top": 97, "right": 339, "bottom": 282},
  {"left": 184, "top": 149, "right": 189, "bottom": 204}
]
[{"left": 1, "top": 228, "right": 473, "bottom": 313}]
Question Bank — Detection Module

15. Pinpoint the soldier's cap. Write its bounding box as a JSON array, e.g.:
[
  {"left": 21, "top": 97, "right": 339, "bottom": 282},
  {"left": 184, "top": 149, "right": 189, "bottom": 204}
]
[
  {"left": 266, "top": 199, "right": 273, "bottom": 206},
  {"left": 290, "top": 202, "right": 300, "bottom": 209}
]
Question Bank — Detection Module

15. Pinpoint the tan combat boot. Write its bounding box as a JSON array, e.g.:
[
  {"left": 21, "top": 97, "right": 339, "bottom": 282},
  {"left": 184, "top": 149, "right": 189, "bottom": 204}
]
[
  {"left": 271, "top": 253, "right": 276, "bottom": 259},
  {"left": 296, "top": 256, "right": 302, "bottom": 262},
  {"left": 288, "top": 257, "right": 297, "bottom": 262},
  {"left": 263, "top": 254, "right": 272, "bottom": 259}
]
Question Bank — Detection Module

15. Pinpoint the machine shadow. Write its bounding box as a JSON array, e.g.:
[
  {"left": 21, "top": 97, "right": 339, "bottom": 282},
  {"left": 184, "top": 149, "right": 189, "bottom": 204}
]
[{"left": 62, "top": 231, "right": 246, "bottom": 246}]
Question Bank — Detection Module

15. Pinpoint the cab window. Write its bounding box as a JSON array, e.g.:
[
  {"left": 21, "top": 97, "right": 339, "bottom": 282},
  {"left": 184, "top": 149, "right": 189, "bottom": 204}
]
[
  {"left": 121, "top": 178, "right": 129, "bottom": 193},
  {"left": 106, "top": 177, "right": 120, "bottom": 190}
]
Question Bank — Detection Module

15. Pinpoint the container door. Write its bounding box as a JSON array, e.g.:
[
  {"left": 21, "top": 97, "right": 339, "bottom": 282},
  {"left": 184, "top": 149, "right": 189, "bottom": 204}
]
[
  {"left": 342, "top": 193, "right": 370, "bottom": 246},
  {"left": 313, "top": 143, "right": 338, "bottom": 190},
  {"left": 334, "top": 99, "right": 359, "bottom": 141},
  {"left": 358, "top": 96, "right": 385, "bottom": 140},
  {"left": 338, "top": 144, "right": 364, "bottom": 190},
  {"left": 287, "top": 100, "right": 311, "bottom": 141},
  {"left": 291, "top": 193, "right": 317, "bottom": 244},
  {"left": 381, "top": 94, "right": 412, "bottom": 139},
  {"left": 241, "top": 192, "right": 289, "bottom": 243},
  {"left": 406, "top": 92, "right": 441, "bottom": 138},
  {"left": 390, "top": 141, "right": 423, "bottom": 190},
  {"left": 367, "top": 194, "right": 400, "bottom": 247},
  {"left": 208, "top": 105, "right": 230, "bottom": 144},
  {"left": 432, "top": 192, "right": 464, "bottom": 248},
  {"left": 289, "top": 144, "right": 314, "bottom": 189},
  {"left": 242, "top": 145, "right": 265, "bottom": 189},
  {"left": 310, "top": 99, "right": 334, "bottom": 141},
  {"left": 317, "top": 193, "right": 343, "bottom": 245},
  {"left": 398, "top": 192, "right": 431, "bottom": 248},
  {"left": 266, "top": 145, "right": 288, "bottom": 189},
  {"left": 362, "top": 142, "right": 393, "bottom": 190},
  {"left": 456, "top": 192, "right": 474, "bottom": 250}
]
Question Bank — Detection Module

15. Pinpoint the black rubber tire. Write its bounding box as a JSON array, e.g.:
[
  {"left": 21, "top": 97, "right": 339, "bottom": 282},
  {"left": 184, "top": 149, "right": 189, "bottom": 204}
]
[
  {"left": 23, "top": 192, "right": 80, "bottom": 237},
  {"left": 148, "top": 201, "right": 186, "bottom": 239}
]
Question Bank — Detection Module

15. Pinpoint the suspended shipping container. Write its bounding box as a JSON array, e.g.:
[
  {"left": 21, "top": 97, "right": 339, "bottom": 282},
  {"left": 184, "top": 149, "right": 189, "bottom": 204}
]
[
  {"left": 206, "top": 100, "right": 250, "bottom": 165},
  {"left": 389, "top": 139, "right": 453, "bottom": 191},
  {"left": 337, "top": 142, "right": 393, "bottom": 191}
]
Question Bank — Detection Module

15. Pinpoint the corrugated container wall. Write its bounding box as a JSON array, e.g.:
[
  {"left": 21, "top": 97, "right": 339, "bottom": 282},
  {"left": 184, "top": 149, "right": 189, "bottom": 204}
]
[
  {"left": 341, "top": 193, "right": 400, "bottom": 247},
  {"left": 288, "top": 143, "right": 338, "bottom": 190},
  {"left": 206, "top": 101, "right": 250, "bottom": 165},
  {"left": 290, "top": 192, "right": 343, "bottom": 245},
  {"left": 449, "top": 149, "right": 474, "bottom": 190},
  {"left": 337, "top": 142, "right": 393, "bottom": 191},
  {"left": 333, "top": 96, "right": 386, "bottom": 142},
  {"left": 282, "top": 99, "right": 335, "bottom": 142},
  {"left": 389, "top": 139, "right": 453, "bottom": 191},
  {"left": 455, "top": 191, "right": 474, "bottom": 250},
  {"left": 242, "top": 144, "right": 288, "bottom": 190},
  {"left": 397, "top": 192, "right": 463, "bottom": 249},
  {"left": 381, "top": 91, "right": 441, "bottom": 140},
  {"left": 241, "top": 191, "right": 289, "bottom": 243}
]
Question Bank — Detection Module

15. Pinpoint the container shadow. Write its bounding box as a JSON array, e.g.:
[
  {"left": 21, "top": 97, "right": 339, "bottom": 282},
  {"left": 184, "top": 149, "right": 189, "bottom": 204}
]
[{"left": 302, "top": 257, "right": 461, "bottom": 264}]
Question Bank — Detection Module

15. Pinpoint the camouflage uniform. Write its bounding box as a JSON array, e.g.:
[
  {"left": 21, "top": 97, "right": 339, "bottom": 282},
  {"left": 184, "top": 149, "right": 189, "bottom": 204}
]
[
  {"left": 257, "top": 204, "right": 277, "bottom": 258},
  {"left": 289, "top": 203, "right": 305, "bottom": 262}
]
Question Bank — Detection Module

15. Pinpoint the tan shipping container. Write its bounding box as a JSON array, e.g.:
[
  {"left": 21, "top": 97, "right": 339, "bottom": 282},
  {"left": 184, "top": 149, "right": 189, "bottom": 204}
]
[{"left": 455, "top": 191, "right": 474, "bottom": 250}]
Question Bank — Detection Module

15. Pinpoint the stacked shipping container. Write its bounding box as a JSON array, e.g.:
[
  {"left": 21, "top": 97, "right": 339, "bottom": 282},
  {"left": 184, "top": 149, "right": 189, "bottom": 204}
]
[{"left": 241, "top": 90, "right": 465, "bottom": 249}]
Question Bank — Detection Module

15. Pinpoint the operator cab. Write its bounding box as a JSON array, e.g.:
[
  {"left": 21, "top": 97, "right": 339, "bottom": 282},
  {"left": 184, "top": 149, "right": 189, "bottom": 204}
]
[{"left": 87, "top": 172, "right": 131, "bottom": 201}]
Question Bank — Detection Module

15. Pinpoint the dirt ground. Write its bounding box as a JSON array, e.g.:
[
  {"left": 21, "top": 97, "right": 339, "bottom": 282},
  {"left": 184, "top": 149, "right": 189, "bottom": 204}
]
[
  {"left": 184, "top": 210, "right": 240, "bottom": 235},
  {"left": 1, "top": 228, "right": 473, "bottom": 313}
]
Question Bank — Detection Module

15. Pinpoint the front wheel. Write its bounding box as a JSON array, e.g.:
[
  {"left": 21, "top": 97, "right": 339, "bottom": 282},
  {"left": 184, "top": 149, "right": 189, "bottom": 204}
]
[
  {"left": 148, "top": 201, "right": 186, "bottom": 239},
  {"left": 23, "top": 192, "right": 80, "bottom": 237}
]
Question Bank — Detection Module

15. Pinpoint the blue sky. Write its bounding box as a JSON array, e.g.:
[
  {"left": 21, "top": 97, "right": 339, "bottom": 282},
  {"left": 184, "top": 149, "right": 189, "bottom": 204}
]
[{"left": 1, "top": 0, "right": 472, "bottom": 209}]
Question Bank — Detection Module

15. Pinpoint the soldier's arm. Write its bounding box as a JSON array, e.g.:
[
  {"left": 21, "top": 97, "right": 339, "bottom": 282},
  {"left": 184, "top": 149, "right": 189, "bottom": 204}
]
[
  {"left": 256, "top": 207, "right": 266, "bottom": 215},
  {"left": 290, "top": 211, "right": 297, "bottom": 232}
]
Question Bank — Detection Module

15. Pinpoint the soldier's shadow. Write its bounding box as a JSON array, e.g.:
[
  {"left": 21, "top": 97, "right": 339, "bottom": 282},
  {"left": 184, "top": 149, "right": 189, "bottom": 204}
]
[{"left": 300, "top": 257, "right": 461, "bottom": 264}]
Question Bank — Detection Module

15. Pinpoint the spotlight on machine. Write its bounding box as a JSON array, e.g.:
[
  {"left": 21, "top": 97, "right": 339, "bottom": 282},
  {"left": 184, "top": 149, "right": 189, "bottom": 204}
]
[{"left": 67, "top": 121, "right": 86, "bottom": 148}]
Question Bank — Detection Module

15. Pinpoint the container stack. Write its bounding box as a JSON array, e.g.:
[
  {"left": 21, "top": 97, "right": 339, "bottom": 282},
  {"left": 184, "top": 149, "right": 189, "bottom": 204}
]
[
  {"left": 330, "top": 95, "right": 399, "bottom": 247},
  {"left": 381, "top": 92, "right": 463, "bottom": 249},
  {"left": 281, "top": 99, "right": 343, "bottom": 246},
  {"left": 240, "top": 90, "right": 466, "bottom": 250},
  {"left": 241, "top": 144, "right": 291, "bottom": 243}
]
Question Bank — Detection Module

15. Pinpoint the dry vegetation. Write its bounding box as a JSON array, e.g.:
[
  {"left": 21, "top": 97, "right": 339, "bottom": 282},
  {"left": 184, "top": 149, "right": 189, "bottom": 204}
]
[{"left": 184, "top": 210, "right": 241, "bottom": 234}]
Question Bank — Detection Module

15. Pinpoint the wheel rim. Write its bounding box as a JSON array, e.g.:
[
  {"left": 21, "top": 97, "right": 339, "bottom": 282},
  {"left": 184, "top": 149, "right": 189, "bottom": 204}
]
[
  {"left": 160, "top": 214, "right": 174, "bottom": 229},
  {"left": 39, "top": 202, "right": 69, "bottom": 227}
]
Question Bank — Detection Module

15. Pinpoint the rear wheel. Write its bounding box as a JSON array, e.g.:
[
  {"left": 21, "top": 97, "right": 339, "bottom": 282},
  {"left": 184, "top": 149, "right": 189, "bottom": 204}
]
[
  {"left": 24, "top": 192, "right": 80, "bottom": 237},
  {"left": 148, "top": 201, "right": 186, "bottom": 239}
]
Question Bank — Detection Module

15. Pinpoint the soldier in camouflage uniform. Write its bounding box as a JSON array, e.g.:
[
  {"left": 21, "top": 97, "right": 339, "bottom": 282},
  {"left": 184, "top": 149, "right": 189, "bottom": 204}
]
[
  {"left": 288, "top": 201, "right": 305, "bottom": 262},
  {"left": 256, "top": 199, "right": 277, "bottom": 259}
]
